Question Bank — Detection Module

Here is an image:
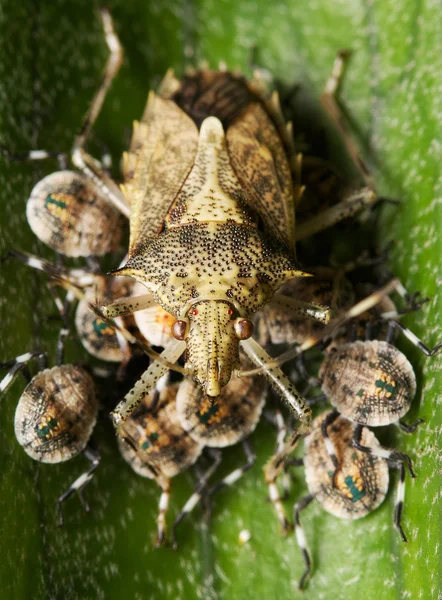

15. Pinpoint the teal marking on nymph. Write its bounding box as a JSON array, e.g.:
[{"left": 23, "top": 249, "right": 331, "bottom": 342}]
[
  {"left": 36, "top": 417, "right": 59, "bottom": 439},
  {"left": 375, "top": 378, "right": 398, "bottom": 398},
  {"left": 198, "top": 403, "right": 219, "bottom": 424},
  {"left": 45, "top": 194, "right": 67, "bottom": 211},
  {"left": 344, "top": 475, "right": 366, "bottom": 502},
  {"left": 140, "top": 432, "right": 159, "bottom": 451},
  {"left": 93, "top": 319, "right": 113, "bottom": 337}
]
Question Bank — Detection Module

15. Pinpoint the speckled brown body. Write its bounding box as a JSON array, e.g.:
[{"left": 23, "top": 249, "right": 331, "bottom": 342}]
[
  {"left": 115, "top": 69, "right": 304, "bottom": 395},
  {"left": 14, "top": 365, "right": 98, "bottom": 463},
  {"left": 304, "top": 412, "right": 389, "bottom": 519},
  {"left": 27, "top": 171, "right": 123, "bottom": 257},
  {"left": 176, "top": 371, "right": 266, "bottom": 447},
  {"left": 319, "top": 340, "right": 416, "bottom": 426},
  {"left": 117, "top": 382, "right": 203, "bottom": 482}
]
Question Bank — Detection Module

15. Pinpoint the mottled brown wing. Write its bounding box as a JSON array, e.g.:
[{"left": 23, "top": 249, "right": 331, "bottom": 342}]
[
  {"left": 226, "top": 102, "right": 296, "bottom": 253},
  {"left": 123, "top": 92, "right": 199, "bottom": 256}
]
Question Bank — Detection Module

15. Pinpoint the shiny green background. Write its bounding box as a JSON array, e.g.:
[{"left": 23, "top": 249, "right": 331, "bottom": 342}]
[{"left": 0, "top": 1, "right": 440, "bottom": 598}]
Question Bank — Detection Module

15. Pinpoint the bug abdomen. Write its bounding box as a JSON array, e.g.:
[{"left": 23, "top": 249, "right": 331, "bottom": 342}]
[
  {"left": 319, "top": 341, "right": 416, "bottom": 426},
  {"left": 14, "top": 365, "right": 98, "bottom": 464}
]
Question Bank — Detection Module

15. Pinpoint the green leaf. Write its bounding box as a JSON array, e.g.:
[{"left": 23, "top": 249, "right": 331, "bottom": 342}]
[{"left": 0, "top": 1, "right": 440, "bottom": 599}]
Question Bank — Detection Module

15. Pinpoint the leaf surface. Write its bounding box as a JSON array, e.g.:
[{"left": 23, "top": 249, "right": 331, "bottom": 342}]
[{"left": 0, "top": 1, "right": 440, "bottom": 599}]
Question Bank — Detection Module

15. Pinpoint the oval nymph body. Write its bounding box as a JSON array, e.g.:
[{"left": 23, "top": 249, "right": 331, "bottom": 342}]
[
  {"left": 26, "top": 170, "right": 123, "bottom": 257},
  {"left": 117, "top": 382, "right": 203, "bottom": 480},
  {"left": 14, "top": 365, "right": 98, "bottom": 464},
  {"left": 304, "top": 412, "right": 389, "bottom": 519},
  {"left": 75, "top": 276, "right": 135, "bottom": 362},
  {"left": 319, "top": 340, "right": 416, "bottom": 426},
  {"left": 175, "top": 372, "right": 266, "bottom": 448}
]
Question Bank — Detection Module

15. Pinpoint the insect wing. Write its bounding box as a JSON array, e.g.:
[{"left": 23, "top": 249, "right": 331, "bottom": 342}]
[
  {"left": 124, "top": 93, "right": 199, "bottom": 256},
  {"left": 226, "top": 102, "right": 296, "bottom": 252}
]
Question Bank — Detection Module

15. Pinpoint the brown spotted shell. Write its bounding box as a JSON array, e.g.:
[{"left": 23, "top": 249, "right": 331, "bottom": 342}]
[
  {"left": 320, "top": 340, "right": 416, "bottom": 426},
  {"left": 14, "top": 365, "right": 97, "bottom": 464},
  {"left": 304, "top": 412, "right": 389, "bottom": 519},
  {"left": 26, "top": 170, "right": 123, "bottom": 257},
  {"left": 75, "top": 276, "right": 135, "bottom": 362},
  {"left": 175, "top": 373, "right": 266, "bottom": 448},
  {"left": 117, "top": 382, "right": 203, "bottom": 480}
]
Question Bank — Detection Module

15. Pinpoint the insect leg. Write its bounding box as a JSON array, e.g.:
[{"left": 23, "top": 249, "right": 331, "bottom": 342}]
[
  {"left": 45, "top": 284, "right": 76, "bottom": 366},
  {"left": 353, "top": 423, "right": 415, "bottom": 541},
  {"left": 270, "top": 294, "right": 331, "bottom": 324},
  {"left": 295, "top": 186, "right": 378, "bottom": 241},
  {"left": 0, "top": 146, "right": 67, "bottom": 169},
  {"left": 207, "top": 440, "right": 256, "bottom": 500},
  {"left": 321, "top": 50, "right": 374, "bottom": 188},
  {"left": 272, "top": 410, "right": 293, "bottom": 498},
  {"left": 387, "top": 320, "right": 442, "bottom": 356},
  {"left": 241, "top": 337, "right": 311, "bottom": 529},
  {"left": 71, "top": 9, "right": 129, "bottom": 218},
  {"left": 263, "top": 425, "right": 307, "bottom": 533},
  {"left": 111, "top": 339, "right": 187, "bottom": 427},
  {"left": 240, "top": 279, "right": 402, "bottom": 373},
  {"left": 1, "top": 249, "right": 96, "bottom": 288},
  {"left": 0, "top": 352, "right": 46, "bottom": 394},
  {"left": 353, "top": 424, "right": 416, "bottom": 476},
  {"left": 396, "top": 419, "right": 424, "bottom": 434},
  {"left": 392, "top": 463, "right": 407, "bottom": 542},
  {"left": 263, "top": 410, "right": 294, "bottom": 499},
  {"left": 241, "top": 337, "right": 312, "bottom": 428},
  {"left": 320, "top": 409, "right": 341, "bottom": 473},
  {"left": 102, "top": 293, "right": 157, "bottom": 319},
  {"left": 155, "top": 478, "right": 171, "bottom": 547},
  {"left": 293, "top": 494, "right": 315, "bottom": 589},
  {"left": 56, "top": 445, "right": 101, "bottom": 527},
  {"left": 171, "top": 449, "right": 222, "bottom": 549}
]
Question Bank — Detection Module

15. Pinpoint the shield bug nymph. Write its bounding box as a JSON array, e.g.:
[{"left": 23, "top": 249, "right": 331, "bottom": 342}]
[
  {"left": 291, "top": 411, "right": 415, "bottom": 589},
  {"left": 0, "top": 346, "right": 100, "bottom": 525},
  {"left": 118, "top": 368, "right": 266, "bottom": 546}
]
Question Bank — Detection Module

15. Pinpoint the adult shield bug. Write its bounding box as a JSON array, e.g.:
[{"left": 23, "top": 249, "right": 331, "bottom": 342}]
[{"left": 96, "top": 27, "right": 385, "bottom": 454}]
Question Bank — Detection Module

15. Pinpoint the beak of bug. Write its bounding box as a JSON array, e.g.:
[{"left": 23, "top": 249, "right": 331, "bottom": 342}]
[{"left": 176, "top": 300, "right": 253, "bottom": 398}]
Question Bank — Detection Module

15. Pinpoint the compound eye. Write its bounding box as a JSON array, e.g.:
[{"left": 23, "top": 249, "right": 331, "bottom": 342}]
[
  {"left": 171, "top": 319, "right": 189, "bottom": 340},
  {"left": 234, "top": 318, "right": 254, "bottom": 340}
]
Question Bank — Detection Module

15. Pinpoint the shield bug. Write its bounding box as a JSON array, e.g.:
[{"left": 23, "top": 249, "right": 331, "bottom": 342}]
[
  {"left": 0, "top": 348, "right": 99, "bottom": 525},
  {"left": 117, "top": 369, "right": 265, "bottom": 546},
  {"left": 4, "top": 11, "right": 391, "bottom": 466},
  {"left": 292, "top": 411, "right": 415, "bottom": 589},
  {"left": 83, "top": 14, "right": 386, "bottom": 438},
  {"left": 312, "top": 290, "right": 441, "bottom": 475}
]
